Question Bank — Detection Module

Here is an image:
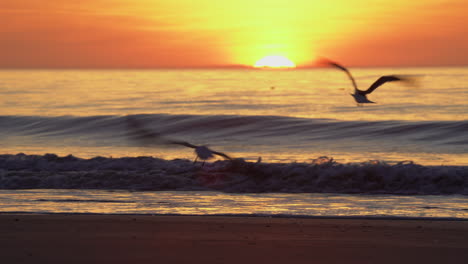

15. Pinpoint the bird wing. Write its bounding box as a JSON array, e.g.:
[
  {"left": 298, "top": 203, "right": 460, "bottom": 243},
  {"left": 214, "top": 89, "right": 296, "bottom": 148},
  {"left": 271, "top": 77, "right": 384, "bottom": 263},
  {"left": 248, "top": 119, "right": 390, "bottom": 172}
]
[
  {"left": 364, "top": 75, "right": 403, "bottom": 95},
  {"left": 167, "top": 139, "right": 197, "bottom": 149},
  {"left": 126, "top": 116, "right": 199, "bottom": 149},
  {"left": 326, "top": 60, "right": 359, "bottom": 91},
  {"left": 126, "top": 116, "right": 232, "bottom": 159},
  {"left": 126, "top": 116, "right": 165, "bottom": 145},
  {"left": 210, "top": 150, "right": 232, "bottom": 160}
]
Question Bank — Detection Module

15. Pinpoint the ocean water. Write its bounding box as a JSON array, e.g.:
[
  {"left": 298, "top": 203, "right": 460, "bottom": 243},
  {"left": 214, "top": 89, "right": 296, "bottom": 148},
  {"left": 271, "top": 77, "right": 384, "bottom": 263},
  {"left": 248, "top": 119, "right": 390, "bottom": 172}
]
[
  {"left": 0, "top": 68, "right": 467, "bottom": 218},
  {"left": 1, "top": 189, "right": 467, "bottom": 219}
]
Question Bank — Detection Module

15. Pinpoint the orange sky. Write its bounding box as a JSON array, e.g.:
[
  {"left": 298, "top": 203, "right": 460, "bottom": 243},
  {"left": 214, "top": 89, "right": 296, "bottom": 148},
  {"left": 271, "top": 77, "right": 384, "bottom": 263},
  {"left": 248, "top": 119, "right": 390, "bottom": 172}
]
[{"left": 1, "top": 0, "right": 467, "bottom": 68}]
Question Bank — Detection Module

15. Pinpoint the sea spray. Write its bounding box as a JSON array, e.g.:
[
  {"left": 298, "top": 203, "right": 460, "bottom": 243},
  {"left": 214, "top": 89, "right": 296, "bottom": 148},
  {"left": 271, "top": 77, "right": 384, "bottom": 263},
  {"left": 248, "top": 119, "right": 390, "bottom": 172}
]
[{"left": 1, "top": 153, "right": 466, "bottom": 194}]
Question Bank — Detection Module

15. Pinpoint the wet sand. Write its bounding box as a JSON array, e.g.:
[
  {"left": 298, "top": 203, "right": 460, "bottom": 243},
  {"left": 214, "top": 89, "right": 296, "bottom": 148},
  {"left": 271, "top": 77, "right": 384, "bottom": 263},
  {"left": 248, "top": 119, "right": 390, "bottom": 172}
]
[{"left": 1, "top": 214, "right": 467, "bottom": 264}]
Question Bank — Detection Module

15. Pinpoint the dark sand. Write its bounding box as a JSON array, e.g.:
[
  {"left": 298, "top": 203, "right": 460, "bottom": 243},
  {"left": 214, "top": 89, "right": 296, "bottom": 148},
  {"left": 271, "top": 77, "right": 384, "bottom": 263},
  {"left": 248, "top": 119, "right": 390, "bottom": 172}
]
[{"left": 1, "top": 214, "right": 467, "bottom": 264}]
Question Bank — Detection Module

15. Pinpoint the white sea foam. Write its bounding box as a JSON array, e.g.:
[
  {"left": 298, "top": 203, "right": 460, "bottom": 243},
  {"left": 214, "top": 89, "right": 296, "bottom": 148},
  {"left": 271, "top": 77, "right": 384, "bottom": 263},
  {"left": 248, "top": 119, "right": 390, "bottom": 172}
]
[{"left": 0, "top": 153, "right": 466, "bottom": 195}]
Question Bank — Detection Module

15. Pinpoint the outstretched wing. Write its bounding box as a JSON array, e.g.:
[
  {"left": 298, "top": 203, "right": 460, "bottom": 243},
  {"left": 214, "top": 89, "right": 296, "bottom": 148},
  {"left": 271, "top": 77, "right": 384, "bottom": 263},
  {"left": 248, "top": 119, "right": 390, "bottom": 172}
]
[
  {"left": 167, "top": 139, "right": 197, "bottom": 149},
  {"left": 364, "top": 75, "right": 404, "bottom": 95},
  {"left": 211, "top": 150, "right": 232, "bottom": 160},
  {"left": 325, "top": 60, "right": 359, "bottom": 91},
  {"left": 126, "top": 116, "right": 194, "bottom": 148},
  {"left": 125, "top": 116, "right": 164, "bottom": 145},
  {"left": 126, "top": 116, "right": 232, "bottom": 159}
]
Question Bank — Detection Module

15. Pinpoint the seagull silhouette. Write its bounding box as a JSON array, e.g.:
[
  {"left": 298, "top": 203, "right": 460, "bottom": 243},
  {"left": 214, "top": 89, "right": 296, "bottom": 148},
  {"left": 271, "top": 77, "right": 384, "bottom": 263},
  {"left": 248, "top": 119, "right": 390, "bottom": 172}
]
[
  {"left": 126, "top": 117, "right": 232, "bottom": 166},
  {"left": 325, "top": 60, "right": 413, "bottom": 106}
]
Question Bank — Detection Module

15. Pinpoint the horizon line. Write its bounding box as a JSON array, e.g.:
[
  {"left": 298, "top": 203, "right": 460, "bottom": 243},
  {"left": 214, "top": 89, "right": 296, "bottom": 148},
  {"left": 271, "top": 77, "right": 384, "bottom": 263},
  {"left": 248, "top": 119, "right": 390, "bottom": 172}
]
[{"left": 0, "top": 64, "right": 467, "bottom": 70}]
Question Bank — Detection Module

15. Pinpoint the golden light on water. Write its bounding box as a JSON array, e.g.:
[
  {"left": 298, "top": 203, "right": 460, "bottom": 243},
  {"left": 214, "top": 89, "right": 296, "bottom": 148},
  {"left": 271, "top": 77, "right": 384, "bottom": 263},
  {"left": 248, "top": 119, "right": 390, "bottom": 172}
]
[
  {"left": 4, "top": 189, "right": 467, "bottom": 218},
  {"left": 254, "top": 55, "right": 296, "bottom": 68}
]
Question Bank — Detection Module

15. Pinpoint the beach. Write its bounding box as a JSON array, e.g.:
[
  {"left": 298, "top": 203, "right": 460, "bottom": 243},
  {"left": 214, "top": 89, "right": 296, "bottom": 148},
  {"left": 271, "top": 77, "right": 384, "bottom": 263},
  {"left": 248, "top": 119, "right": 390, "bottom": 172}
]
[
  {"left": 1, "top": 214, "right": 467, "bottom": 264},
  {"left": 2, "top": 1, "right": 468, "bottom": 263},
  {"left": 0, "top": 69, "right": 467, "bottom": 263}
]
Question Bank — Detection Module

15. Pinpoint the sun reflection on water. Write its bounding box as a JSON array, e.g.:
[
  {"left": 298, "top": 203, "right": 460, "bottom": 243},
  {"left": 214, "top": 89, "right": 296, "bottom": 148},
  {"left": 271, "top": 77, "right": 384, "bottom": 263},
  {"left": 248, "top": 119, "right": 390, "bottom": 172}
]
[{"left": 1, "top": 190, "right": 467, "bottom": 219}]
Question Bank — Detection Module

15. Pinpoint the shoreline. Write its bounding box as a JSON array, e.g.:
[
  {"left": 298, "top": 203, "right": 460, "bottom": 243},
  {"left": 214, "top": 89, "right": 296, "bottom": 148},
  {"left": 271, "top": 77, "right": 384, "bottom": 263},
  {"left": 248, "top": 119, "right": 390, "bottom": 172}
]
[
  {"left": 1, "top": 212, "right": 467, "bottom": 221},
  {"left": 1, "top": 214, "right": 467, "bottom": 264}
]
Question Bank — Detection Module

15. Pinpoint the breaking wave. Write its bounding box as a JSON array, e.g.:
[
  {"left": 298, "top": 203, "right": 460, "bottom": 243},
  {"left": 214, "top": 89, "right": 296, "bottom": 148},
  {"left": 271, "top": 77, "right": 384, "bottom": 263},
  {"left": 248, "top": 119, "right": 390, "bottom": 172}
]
[
  {"left": 1, "top": 114, "right": 467, "bottom": 146},
  {"left": 0, "top": 154, "right": 466, "bottom": 195}
]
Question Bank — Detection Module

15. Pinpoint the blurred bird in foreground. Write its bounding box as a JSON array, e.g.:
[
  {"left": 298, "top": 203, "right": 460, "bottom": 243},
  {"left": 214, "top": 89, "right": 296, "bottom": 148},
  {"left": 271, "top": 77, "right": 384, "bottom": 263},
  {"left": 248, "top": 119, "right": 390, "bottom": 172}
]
[
  {"left": 321, "top": 59, "right": 418, "bottom": 106},
  {"left": 126, "top": 116, "right": 232, "bottom": 166}
]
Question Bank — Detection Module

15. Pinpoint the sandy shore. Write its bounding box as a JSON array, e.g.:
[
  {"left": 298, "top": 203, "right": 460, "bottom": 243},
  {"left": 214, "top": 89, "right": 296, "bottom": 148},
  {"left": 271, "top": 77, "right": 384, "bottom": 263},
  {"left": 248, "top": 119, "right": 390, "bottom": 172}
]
[{"left": 1, "top": 214, "right": 467, "bottom": 264}]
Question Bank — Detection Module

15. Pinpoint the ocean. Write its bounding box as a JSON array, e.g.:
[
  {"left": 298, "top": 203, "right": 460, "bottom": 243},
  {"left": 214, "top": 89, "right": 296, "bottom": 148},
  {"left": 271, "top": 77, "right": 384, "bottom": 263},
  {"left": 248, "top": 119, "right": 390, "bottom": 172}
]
[{"left": 0, "top": 68, "right": 467, "bottom": 219}]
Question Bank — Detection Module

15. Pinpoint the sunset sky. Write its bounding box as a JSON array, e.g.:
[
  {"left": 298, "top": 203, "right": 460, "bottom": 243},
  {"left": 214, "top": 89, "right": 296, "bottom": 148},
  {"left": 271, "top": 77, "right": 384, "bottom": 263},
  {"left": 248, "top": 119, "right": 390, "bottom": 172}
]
[{"left": 1, "top": 0, "right": 467, "bottom": 68}]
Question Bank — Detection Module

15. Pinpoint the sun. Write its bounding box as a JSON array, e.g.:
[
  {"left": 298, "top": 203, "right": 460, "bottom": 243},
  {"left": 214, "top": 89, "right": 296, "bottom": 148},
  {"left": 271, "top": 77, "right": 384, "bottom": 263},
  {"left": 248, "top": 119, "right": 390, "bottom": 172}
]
[{"left": 254, "top": 55, "right": 296, "bottom": 68}]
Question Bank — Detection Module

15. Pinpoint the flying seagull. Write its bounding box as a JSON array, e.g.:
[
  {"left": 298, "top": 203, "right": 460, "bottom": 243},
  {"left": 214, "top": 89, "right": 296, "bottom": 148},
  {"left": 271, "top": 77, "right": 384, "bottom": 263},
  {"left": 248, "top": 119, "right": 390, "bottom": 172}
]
[
  {"left": 324, "top": 60, "right": 413, "bottom": 106},
  {"left": 126, "top": 117, "right": 232, "bottom": 165}
]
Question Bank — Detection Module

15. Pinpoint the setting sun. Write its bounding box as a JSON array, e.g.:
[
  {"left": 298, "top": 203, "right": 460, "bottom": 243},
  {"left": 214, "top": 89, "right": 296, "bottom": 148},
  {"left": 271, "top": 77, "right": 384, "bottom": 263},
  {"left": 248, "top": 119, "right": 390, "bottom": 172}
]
[
  {"left": 254, "top": 56, "right": 296, "bottom": 68},
  {"left": 0, "top": 0, "right": 467, "bottom": 68}
]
